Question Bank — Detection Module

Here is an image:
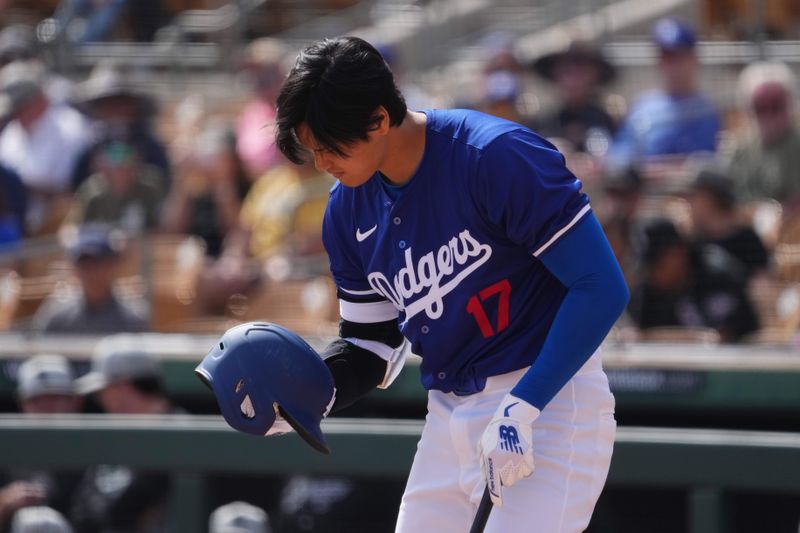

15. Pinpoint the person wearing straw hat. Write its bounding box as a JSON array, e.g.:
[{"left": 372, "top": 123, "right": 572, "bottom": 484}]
[
  {"left": 70, "top": 61, "right": 169, "bottom": 193},
  {"left": 532, "top": 41, "right": 618, "bottom": 155}
]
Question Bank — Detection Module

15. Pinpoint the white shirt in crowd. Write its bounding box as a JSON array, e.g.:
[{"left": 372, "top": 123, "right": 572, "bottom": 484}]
[{"left": 0, "top": 102, "right": 91, "bottom": 192}]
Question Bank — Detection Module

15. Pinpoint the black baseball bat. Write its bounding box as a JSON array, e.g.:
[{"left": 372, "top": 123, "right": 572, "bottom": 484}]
[{"left": 469, "top": 486, "right": 494, "bottom": 533}]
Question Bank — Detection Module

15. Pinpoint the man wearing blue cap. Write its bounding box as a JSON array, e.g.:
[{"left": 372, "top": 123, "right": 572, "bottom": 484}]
[
  {"left": 609, "top": 18, "right": 720, "bottom": 166},
  {"left": 30, "top": 223, "right": 148, "bottom": 334}
]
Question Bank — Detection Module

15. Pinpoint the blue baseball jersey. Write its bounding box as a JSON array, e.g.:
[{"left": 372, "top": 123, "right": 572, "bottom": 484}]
[{"left": 322, "top": 109, "right": 590, "bottom": 394}]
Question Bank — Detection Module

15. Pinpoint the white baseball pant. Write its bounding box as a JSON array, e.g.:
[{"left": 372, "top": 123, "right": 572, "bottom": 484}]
[{"left": 395, "top": 352, "right": 615, "bottom": 533}]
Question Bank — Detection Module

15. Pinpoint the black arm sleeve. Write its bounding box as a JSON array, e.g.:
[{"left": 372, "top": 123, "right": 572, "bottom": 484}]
[{"left": 321, "top": 318, "right": 404, "bottom": 413}]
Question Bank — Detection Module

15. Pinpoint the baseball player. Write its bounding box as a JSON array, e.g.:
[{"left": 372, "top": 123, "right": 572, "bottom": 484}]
[{"left": 201, "top": 36, "right": 628, "bottom": 533}]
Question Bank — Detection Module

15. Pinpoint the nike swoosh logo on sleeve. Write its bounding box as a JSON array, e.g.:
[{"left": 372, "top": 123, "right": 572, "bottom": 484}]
[{"left": 356, "top": 224, "right": 378, "bottom": 242}]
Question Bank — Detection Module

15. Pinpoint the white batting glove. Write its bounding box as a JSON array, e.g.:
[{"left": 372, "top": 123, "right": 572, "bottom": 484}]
[{"left": 478, "top": 393, "right": 540, "bottom": 507}]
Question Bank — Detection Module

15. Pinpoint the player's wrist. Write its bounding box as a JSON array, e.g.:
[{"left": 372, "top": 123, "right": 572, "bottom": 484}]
[{"left": 495, "top": 393, "right": 541, "bottom": 425}]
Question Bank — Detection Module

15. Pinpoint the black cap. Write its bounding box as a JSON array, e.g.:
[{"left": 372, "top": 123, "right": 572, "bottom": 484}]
[
  {"left": 688, "top": 168, "right": 737, "bottom": 209},
  {"left": 603, "top": 165, "right": 643, "bottom": 194},
  {"left": 637, "top": 218, "right": 685, "bottom": 266}
]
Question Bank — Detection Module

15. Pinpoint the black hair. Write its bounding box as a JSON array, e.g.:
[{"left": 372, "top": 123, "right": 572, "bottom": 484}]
[
  {"left": 275, "top": 36, "right": 407, "bottom": 164},
  {"left": 638, "top": 218, "right": 686, "bottom": 267}
]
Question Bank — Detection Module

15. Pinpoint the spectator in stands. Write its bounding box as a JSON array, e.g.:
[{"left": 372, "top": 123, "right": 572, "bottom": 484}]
[
  {"left": 480, "top": 69, "right": 533, "bottom": 127},
  {"left": 277, "top": 476, "right": 405, "bottom": 533},
  {"left": 161, "top": 119, "right": 249, "bottom": 258},
  {"left": 683, "top": 167, "right": 769, "bottom": 281},
  {"left": 0, "top": 61, "right": 92, "bottom": 235},
  {"left": 0, "top": 163, "right": 26, "bottom": 251},
  {"left": 67, "top": 136, "right": 164, "bottom": 235},
  {"left": 0, "top": 25, "right": 37, "bottom": 69},
  {"left": 71, "top": 342, "right": 175, "bottom": 533},
  {"left": 71, "top": 61, "right": 170, "bottom": 193},
  {"left": 30, "top": 223, "right": 148, "bottom": 334},
  {"left": 480, "top": 31, "right": 523, "bottom": 76},
  {"left": 0, "top": 355, "right": 83, "bottom": 530},
  {"left": 599, "top": 165, "right": 644, "bottom": 285},
  {"left": 628, "top": 218, "right": 759, "bottom": 342},
  {"left": 238, "top": 161, "right": 332, "bottom": 261},
  {"left": 609, "top": 18, "right": 720, "bottom": 167},
  {"left": 726, "top": 61, "right": 800, "bottom": 208},
  {"left": 0, "top": 24, "right": 74, "bottom": 104},
  {"left": 236, "top": 38, "right": 288, "bottom": 180},
  {"left": 0, "top": 87, "right": 27, "bottom": 249},
  {"left": 532, "top": 41, "right": 617, "bottom": 155},
  {"left": 16, "top": 354, "right": 82, "bottom": 415},
  {"left": 195, "top": 160, "right": 332, "bottom": 313},
  {"left": 10, "top": 505, "right": 73, "bottom": 533},
  {"left": 55, "top": 0, "right": 166, "bottom": 44},
  {"left": 75, "top": 341, "right": 174, "bottom": 416},
  {"left": 210, "top": 501, "right": 270, "bottom": 533}
]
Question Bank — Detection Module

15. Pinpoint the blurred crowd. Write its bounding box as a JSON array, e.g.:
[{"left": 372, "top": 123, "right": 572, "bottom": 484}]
[
  {"left": 0, "top": 16, "right": 798, "bottom": 345},
  {"left": 0, "top": 22, "right": 338, "bottom": 339},
  {"left": 0, "top": 4, "right": 797, "bottom": 531}
]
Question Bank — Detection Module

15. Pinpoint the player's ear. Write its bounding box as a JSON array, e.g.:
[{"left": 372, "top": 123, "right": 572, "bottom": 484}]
[{"left": 371, "top": 106, "right": 391, "bottom": 136}]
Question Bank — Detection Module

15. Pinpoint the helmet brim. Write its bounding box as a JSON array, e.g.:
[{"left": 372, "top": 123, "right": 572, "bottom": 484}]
[{"left": 279, "top": 404, "right": 330, "bottom": 454}]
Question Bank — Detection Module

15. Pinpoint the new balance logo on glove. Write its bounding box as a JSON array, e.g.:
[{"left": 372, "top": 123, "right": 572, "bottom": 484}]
[{"left": 498, "top": 425, "right": 523, "bottom": 454}]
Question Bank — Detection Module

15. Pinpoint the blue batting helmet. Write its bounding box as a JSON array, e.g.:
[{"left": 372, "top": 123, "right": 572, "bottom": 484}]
[{"left": 195, "top": 322, "right": 334, "bottom": 454}]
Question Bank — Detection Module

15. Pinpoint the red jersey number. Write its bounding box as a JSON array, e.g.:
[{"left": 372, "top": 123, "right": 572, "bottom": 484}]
[{"left": 466, "top": 279, "right": 511, "bottom": 339}]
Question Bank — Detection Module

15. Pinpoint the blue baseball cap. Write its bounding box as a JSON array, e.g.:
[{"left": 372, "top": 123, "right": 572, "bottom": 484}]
[
  {"left": 651, "top": 18, "right": 696, "bottom": 51},
  {"left": 64, "top": 223, "right": 125, "bottom": 262}
]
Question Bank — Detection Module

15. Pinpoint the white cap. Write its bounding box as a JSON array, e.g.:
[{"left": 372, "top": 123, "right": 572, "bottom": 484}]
[
  {"left": 16, "top": 355, "right": 75, "bottom": 401},
  {"left": 75, "top": 346, "right": 160, "bottom": 395},
  {"left": 209, "top": 501, "right": 270, "bottom": 533},
  {"left": 10, "top": 506, "right": 73, "bottom": 533}
]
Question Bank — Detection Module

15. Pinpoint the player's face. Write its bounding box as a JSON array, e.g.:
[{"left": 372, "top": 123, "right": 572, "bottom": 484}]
[{"left": 295, "top": 114, "right": 389, "bottom": 188}]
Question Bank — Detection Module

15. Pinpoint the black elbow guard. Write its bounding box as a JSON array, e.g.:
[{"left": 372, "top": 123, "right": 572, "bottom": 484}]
[
  {"left": 321, "top": 318, "right": 403, "bottom": 412},
  {"left": 322, "top": 339, "right": 387, "bottom": 412}
]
